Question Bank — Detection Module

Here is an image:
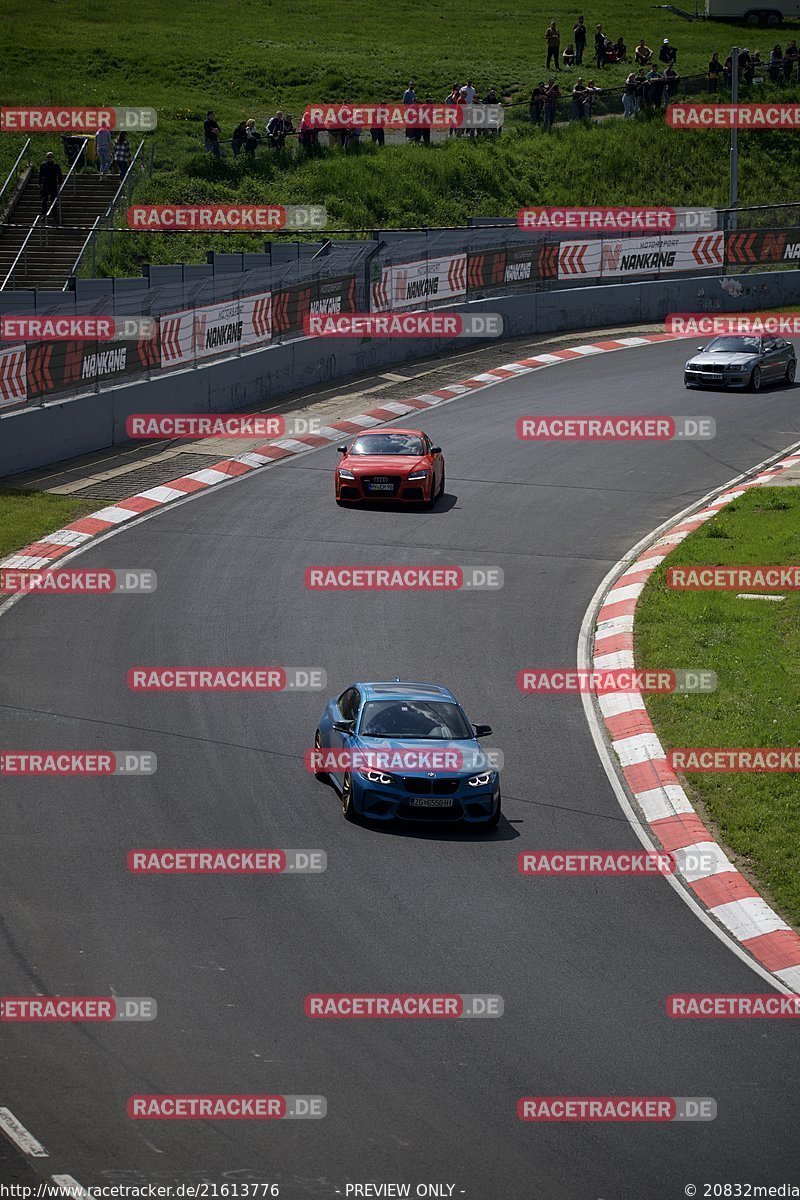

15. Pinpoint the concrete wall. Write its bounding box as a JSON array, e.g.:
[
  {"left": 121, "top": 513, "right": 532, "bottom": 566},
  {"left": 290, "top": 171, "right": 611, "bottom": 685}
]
[{"left": 2, "top": 268, "right": 799, "bottom": 477}]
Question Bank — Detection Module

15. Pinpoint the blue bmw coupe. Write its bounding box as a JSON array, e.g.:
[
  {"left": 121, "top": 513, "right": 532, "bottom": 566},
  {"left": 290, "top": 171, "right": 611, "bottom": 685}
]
[{"left": 313, "top": 681, "right": 501, "bottom": 827}]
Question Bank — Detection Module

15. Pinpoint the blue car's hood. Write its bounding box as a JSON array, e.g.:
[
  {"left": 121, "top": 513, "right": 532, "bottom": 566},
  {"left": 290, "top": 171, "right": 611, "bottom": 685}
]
[{"left": 351, "top": 736, "right": 491, "bottom": 776}]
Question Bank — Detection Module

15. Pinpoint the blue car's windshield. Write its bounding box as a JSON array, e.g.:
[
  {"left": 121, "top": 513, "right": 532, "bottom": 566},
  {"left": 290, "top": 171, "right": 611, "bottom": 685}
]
[
  {"left": 705, "top": 336, "right": 761, "bottom": 353},
  {"left": 359, "top": 700, "right": 472, "bottom": 739},
  {"left": 350, "top": 433, "right": 424, "bottom": 456}
]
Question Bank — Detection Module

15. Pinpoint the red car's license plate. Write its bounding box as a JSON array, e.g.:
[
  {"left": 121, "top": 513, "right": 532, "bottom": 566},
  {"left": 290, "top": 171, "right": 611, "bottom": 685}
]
[{"left": 368, "top": 483, "right": 394, "bottom": 492}]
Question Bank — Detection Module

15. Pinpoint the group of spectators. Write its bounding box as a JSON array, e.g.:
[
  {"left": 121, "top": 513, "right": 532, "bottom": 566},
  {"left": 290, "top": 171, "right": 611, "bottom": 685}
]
[
  {"left": 707, "top": 42, "right": 800, "bottom": 88},
  {"left": 544, "top": 17, "right": 680, "bottom": 72},
  {"left": 199, "top": 21, "right": 800, "bottom": 159},
  {"left": 39, "top": 130, "right": 133, "bottom": 220},
  {"left": 203, "top": 109, "right": 299, "bottom": 156}
]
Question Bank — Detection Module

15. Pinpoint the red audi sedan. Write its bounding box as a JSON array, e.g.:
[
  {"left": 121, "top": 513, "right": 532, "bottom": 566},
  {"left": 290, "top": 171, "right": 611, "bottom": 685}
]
[{"left": 334, "top": 428, "right": 445, "bottom": 507}]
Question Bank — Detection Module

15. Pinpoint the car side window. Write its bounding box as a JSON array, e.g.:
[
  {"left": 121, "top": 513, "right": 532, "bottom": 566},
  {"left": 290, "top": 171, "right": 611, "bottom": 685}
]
[{"left": 338, "top": 688, "right": 360, "bottom": 722}]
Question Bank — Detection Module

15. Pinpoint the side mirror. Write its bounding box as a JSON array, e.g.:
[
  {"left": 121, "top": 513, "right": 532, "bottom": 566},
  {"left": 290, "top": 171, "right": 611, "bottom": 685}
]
[
  {"left": 473, "top": 723, "right": 493, "bottom": 738},
  {"left": 336, "top": 444, "right": 347, "bottom": 455},
  {"left": 430, "top": 446, "right": 442, "bottom": 454},
  {"left": 696, "top": 346, "right": 705, "bottom": 352},
  {"left": 332, "top": 719, "right": 355, "bottom": 734}
]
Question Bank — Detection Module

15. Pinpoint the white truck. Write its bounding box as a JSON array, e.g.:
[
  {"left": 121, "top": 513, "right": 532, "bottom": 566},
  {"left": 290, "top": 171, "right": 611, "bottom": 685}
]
[{"left": 705, "top": 0, "right": 800, "bottom": 24}]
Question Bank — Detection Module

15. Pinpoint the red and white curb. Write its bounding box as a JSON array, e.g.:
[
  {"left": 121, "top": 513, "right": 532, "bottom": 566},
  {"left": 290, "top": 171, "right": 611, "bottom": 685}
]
[
  {"left": 0, "top": 333, "right": 675, "bottom": 572},
  {"left": 588, "top": 448, "right": 800, "bottom": 993}
]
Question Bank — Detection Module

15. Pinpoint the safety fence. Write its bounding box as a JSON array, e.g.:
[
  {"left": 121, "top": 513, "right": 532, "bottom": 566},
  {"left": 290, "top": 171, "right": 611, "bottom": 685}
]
[{"left": 2, "top": 220, "right": 800, "bottom": 412}]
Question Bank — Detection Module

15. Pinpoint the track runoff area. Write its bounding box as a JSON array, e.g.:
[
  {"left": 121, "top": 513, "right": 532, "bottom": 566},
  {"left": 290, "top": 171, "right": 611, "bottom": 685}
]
[{"left": 2, "top": 106, "right": 800, "bottom": 1199}]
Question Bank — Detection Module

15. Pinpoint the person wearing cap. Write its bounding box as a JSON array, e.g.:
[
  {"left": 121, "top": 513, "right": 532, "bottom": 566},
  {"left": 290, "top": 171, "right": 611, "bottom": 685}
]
[
  {"left": 659, "top": 37, "right": 678, "bottom": 64},
  {"left": 38, "top": 151, "right": 63, "bottom": 219}
]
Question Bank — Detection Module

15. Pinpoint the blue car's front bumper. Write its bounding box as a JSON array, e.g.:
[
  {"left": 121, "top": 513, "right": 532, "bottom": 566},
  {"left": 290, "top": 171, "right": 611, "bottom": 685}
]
[{"left": 350, "top": 773, "right": 500, "bottom": 824}]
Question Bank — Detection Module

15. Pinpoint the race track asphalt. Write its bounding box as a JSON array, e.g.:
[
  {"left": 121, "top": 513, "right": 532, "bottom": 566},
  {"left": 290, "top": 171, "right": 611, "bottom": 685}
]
[{"left": 1, "top": 338, "right": 799, "bottom": 1198}]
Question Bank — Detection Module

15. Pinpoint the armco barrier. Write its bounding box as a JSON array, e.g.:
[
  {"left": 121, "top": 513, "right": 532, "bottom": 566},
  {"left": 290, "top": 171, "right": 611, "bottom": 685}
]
[{"left": 2, "top": 267, "right": 800, "bottom": 478}]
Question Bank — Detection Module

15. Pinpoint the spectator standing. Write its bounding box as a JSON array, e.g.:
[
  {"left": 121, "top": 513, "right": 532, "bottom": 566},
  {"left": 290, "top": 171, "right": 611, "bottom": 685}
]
[
  {"left": 594, "top": 24, "right": 605, "bottom": 68},
  {"left": 663, "top": 63, "right": 679, "bottom": 102},
  {"left": 113, "top": 130, "right": 132, "bottom": 179},
  {"left": 645, "top": 65, "right": 664, "bottom": 109},
  {"left": 95, "top": 126, "right": 112, "bottom": 179},
  {"left": 420, "top": 97, "right": 435, "bottom": 143},
  {"left": 403, "top": 80, "right": 416, "bottom": 103},
  {"left": 545, "top": 22, "right": 561, "bottom": 71},
  {"left": 571, "top": 77, "right": 587, "bottom": 118},
  {"left": 460, "top": 79, "right": 477, "bottom": 102},
  {"left": 203, "top": 110, "right": 221, "bottom": 156},
  {"left": 708, "top": 51, "right": 722, "bottom": 91},
  {"left": 634, "top": 68, "right": 646, "bottom": 111},
  {"left": 231, "top": 120, "right": 248, "bottom": 155},
  {"left": 623, "top": 71, "right": 637, "bottom": 116},
  {"left": 543, "top": 77, "right": 560, "bottom": 127},
  {"left": 769, "top": 44, "right": 784, "bottom": 82},
  {"left": 659, "top": 38, "right": 678, "bottom": 64},
  {"left": 723, "top": 54, "right": 733, "bottom": 87},
  {"left": 38, "top": 150, "right": 62, "bottom": 218},
  {"left": 573, "top": 15, "right": 587, "bottom": 65},
  {"left": 635, "top": 39, "right": 653, "bottom": 66},
  {"left": 785, "top": 40, "right": 799, "bottom": 79},
  {"left": 529, "top": 82, "right": 545, "bottom": 124},
  {"left": 297, "top": 112, "right": 317, "bottom": 150},
  {"left": 244, "top": 119, "right": 262, "bottom": 155},
  {"left": 584, "top": 79, "right": 601, "bottom": 115},
  {"left": 371, "top": 102, "right": 387, "bottom": 145},
  {"left": 266, "top": 111, "right": 290, "bottom": 149}
]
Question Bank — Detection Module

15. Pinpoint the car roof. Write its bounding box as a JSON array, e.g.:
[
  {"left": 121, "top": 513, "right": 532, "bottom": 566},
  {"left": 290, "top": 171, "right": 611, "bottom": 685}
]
[
  {"left": 354, "top": 681, "right": 457, "bottom": 702},
  {"left": 350, "top": 428, "right": 426, "bottom": 438}
]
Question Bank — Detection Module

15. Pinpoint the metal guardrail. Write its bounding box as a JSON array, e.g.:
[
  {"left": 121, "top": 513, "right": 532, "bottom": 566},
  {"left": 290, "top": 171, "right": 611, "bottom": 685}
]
[{"left": 65, "top": 137, "right": 149, "bottom": 286}]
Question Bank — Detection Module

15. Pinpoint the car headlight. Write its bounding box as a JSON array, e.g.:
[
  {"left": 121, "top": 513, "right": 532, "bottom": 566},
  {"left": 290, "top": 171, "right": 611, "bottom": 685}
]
[
  {"left": 467, "top": 771, "right": 495, "bottom": 787},
  {"left": 338, "top": 467, "right": 355, "bottom": 480},
  {"left": 358, "top": 769, "right": 395, "bottom": 785},
  {"left": 407, "top": 470, "right": 429, "bottom": 480}
]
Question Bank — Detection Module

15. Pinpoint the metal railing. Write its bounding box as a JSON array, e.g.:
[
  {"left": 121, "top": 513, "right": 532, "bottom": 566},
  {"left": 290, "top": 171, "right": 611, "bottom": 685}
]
[
  {"left": 66, "top": 138, "right": 151, "bottom": 285},
  {"left": 0, "top": 138, "right": 31, "bottom": 215},
  {"left": 0, "top": 140, "right": 88, "bottom": 289}
]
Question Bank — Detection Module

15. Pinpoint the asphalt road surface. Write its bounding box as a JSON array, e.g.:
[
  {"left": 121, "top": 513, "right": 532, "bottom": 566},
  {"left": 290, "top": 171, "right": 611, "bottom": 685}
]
[{"left": 2, "top": 338, "right": 799, "bottom": 1198}]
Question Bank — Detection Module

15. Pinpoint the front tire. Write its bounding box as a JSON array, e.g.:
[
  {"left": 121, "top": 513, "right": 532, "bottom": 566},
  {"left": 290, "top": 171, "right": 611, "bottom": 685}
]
[
  {"left": 313, "top": 730, "right": 328, "bottom": 782},
  {"left": 785, "top": 359, "right": 796, "bottom": 385},
  {"left": 438, "top": 466, "right": 446, "bottom": 498},
  {"left": 749, "top": 365, "right": 762, "bottom": 393},
  {"left": 341, "top": 771, "right": 360, "bottom": 823}
]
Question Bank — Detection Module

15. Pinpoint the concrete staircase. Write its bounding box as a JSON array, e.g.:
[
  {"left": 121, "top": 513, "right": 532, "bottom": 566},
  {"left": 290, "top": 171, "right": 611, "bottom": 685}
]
[{"left": 0, "top": 171, "right": 119, "bottom": 291}]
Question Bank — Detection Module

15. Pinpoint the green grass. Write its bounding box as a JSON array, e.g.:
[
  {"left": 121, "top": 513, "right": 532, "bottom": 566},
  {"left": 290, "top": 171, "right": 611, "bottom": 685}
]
[
  {"left": 635, "top": 486, "right": 800, "bottom": 927},
  {"left": 1, "top": 0, "right": 799, "bottom": 273},
  {"left": 0, "top": 488, "right": 101, "bottom": 561}
]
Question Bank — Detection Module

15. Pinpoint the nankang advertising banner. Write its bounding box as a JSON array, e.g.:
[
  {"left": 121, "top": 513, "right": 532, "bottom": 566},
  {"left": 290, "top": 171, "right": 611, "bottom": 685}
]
[{"left": 159, "top": 292, "right": 272, "bottom": 367}]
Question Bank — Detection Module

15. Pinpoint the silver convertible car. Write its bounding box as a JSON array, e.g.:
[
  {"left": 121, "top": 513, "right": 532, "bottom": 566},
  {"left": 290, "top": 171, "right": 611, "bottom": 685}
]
[{"left": 684, "top": 335, "right": 796, "bottom": 392}]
